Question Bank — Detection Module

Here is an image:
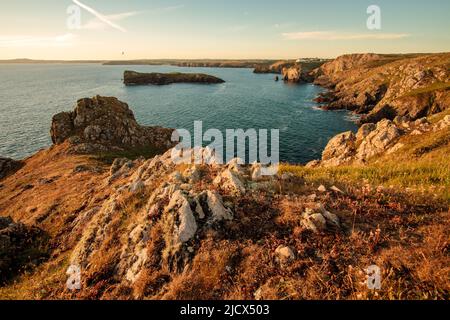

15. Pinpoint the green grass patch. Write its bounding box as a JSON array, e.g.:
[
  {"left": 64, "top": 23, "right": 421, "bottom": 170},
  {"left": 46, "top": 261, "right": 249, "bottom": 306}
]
[{"left": 404, "top": 81, "right": 450, "bottom": 97}]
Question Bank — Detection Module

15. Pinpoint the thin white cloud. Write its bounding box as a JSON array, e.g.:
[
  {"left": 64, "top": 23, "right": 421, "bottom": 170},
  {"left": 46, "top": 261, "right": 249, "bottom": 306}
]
[
  {"left": 74, "top": 2, "right": 184, "bottom": 32},
  {"left": 282, "top": 31, "right": 410, "bottom": 40},
  {"left": 82, "top": 11, "right": 141, "bottom": 30},
  {"left": 72, "top": 0, "right": 127, "bottom": 32},
  {"left": 150, "top": 5, "right": 185, "bottom": 14},
  {"left": 0, "top": 34, "right": 75, "bottom": 48}
]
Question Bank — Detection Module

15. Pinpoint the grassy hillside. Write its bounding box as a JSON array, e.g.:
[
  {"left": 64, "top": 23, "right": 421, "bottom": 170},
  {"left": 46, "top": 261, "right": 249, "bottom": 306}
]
[{"left": 282, "top": 111, "right": 450, "bottom": 203}]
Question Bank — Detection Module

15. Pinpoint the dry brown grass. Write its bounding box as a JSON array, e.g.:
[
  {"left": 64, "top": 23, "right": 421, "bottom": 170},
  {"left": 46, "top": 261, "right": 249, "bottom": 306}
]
[{"left": 1, "top": 139, "right": 449, "bottom": 300}]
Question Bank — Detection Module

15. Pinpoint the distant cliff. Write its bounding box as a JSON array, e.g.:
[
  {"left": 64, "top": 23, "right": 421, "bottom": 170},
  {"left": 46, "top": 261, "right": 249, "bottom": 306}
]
[
  {"left": 123, "top": 71, "right": 225, "bottom": 86},
  {"left": 310, "top": 53, "right": 450, "bottom": 123}
]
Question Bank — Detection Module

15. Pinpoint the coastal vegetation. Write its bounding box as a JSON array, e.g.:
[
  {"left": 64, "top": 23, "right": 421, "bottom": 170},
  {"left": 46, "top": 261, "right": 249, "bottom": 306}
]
[{"left": 0, "top": 53, "right": 449, "bottom": 300}]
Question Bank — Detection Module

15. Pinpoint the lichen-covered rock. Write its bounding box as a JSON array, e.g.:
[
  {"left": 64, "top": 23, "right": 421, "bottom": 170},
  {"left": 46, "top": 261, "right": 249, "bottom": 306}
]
[
  {"left": 164, "top": 190, "right": 197, "bottom": 245},
  {"left": 302, "top": 209, "right": 327, "bottom": 233},
  {"left": 301, "top": 204, "right": 340, "bottom": 233},
  {"left": 214, "top": 169, "right": 246, "bottom": 194},
  {"left": 205, "top": 191, "right": 233, "bottom": 223},
  {"left": 311, "top": 53, "right": 450, "bottom": 122},
  {"left": 356, "top": 123, "right": 376, "bottom": 142},
  {"left": 356, "top": 119, "right": 401, "bottom": 161},
  {"left": 435, "top": 115, "right": 450, "bottom": 131},
  {"left": 321, "top": 131, "right": 356, "bottom": 167},
  {"left": 50, "top": 96, "right": 175, "bottom": 154}
]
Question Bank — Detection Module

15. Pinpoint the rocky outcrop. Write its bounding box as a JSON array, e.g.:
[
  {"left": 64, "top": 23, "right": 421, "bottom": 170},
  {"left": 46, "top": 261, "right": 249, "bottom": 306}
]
[
  {"left": 50, "top": 96, "right": 175, "bottom": 154},
  {"left": 69, "top": 147, "right": 277, "bottom": 279},
  {"left": 310, "top": 113, "right": 450, "bottom": 167},
  {"left": 282, "top": 64, "right": 308, "bottom": 83},
  {"left": 123, "top": 71, "right": 225, "bottom": 86},
  {"left": 253, "top": 60, "right": 295, "bottom": 74},
  {"left": 311, "top": 53, "right": 450, "bottom": 122},
  {"left": 321, "top": 131, "right": 356, "bottom": 167},
  {"left": 0, "top": 157, "right": 22, "bottom": 180},
  {"left": 301, "top": 203, "right": 340, "bottom": 233},
  {"left": 0, "top": 217, "right": 48, "bottom": 283},
  {"left": 355, "top": 120, "right": 401, "bottom": 161}
]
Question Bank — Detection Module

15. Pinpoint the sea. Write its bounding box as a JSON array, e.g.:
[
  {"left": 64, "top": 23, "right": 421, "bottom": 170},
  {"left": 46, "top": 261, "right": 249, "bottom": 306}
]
[{"left": 0, "top": 64, "right": 358, "bottom": 163}]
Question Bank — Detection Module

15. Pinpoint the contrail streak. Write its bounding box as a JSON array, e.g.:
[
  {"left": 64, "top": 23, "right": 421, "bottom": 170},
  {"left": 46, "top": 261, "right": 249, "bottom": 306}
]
[{"left": 72, "top": 0, "right": 126, "bottom": 32}]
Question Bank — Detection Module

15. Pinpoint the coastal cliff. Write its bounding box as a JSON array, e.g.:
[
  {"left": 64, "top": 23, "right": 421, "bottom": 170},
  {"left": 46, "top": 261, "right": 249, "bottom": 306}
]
[
  {"left": 310, "top": 53, "right": 450, "bottom": 123},
  {"left": 0, "top": 93, "right": 448, "bottom": 300},
  {"left": 123, "top": 71, "right": 225, "bottom": 86}
]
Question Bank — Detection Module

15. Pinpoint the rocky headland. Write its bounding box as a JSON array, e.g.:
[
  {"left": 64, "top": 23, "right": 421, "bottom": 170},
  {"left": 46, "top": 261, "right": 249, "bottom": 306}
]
[
  {"left": 309, "top": 53, "right": 450, "bottom": 123},
  {"left": 253, "top": 60, "right": 295, "bottom": 74},
  {"left": 123, "top": 71, "right": 225, "bottom": 86},
  {"left": 50, "top": 95, "right": 175, "bottom": 154},
  {"left": 0, "top": 53, "right": 449, "bottom": 300}
]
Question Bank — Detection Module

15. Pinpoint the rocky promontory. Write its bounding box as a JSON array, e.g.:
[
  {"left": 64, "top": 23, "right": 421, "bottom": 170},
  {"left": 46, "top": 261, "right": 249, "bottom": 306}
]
[
  {"left": 123, "top": 70, "right": 225, "bottom": 86},
  {"left": 310, "top": 53, "right": 450, "bottom": 123},
  {"left": 307, "top": 114, "right": 450, "bottom": 167},
  {"left": 253, "top": 60, "right": 295, "bottom": 74},
  {"left": 50, "top": 95, "right": 175, "bottom": 154}
]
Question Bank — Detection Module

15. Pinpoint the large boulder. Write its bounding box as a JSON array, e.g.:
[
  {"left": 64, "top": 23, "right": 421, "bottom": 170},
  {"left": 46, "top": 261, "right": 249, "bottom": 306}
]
[
  {"left": 50, "top": 96, "right": 175, "bottom": 154},
  {"left": 356, "top": 119, "right": 401, "bottom": 161},
  {"left": 321, "top": 131, "right": 356, "bottom": 167}
]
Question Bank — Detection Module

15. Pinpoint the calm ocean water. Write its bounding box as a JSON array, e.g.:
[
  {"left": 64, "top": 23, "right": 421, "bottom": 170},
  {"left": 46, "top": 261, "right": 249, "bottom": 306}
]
[{"left": 0, "top": 64, "right": 357, "bottom": 164}]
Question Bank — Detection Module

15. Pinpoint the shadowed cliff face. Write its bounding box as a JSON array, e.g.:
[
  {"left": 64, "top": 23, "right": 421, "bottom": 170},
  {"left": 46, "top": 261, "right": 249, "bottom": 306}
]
[
  {"left": 50, "top": 96, "right": 175, "bottom": 155},
  {"left": 311, "top": 53, "right": 450, "bottom": 123}
]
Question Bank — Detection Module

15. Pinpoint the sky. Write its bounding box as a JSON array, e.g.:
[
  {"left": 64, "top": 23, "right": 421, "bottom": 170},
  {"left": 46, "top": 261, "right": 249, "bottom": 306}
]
[{"left": 1, "top": 0, "right": 449, "bottom": 60}]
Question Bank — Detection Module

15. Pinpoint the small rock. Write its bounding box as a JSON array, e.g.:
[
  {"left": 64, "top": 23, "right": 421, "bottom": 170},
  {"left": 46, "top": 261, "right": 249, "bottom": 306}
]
[
  {"left": 302, "top": 208, "right": 327, "bottom": 233},
  {"left": 251, "top": 163, "right": 263, "bottom": 181},
  {"left": 254, "top": 288, "right": 263, "bottom": 300},
  {"left": 330, "top": 185, "right": 344, "bottom": 194},
  {"left": 318, "top": 185, "right": 327, "bottom": 192},
  {"left": 213, "top": 169, "right": 246, "bottom": 194},
  {"left": 316, "top": 203, "right": 340, "bottom": 228},
  {"left": 206, "top": 191, "right": 233, "bottom": 222},
  {"left": 275, "top": 245, "right": 295, "bottom": 263}
]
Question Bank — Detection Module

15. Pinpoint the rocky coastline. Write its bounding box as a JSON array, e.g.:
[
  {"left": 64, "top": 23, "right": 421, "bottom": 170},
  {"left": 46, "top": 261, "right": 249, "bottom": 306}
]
[
  {"left": 308, "top": 53, "right": 450, "bottom": 124},
  {"left": 0, "top": 53, "right": 449, "bottom": 300}
]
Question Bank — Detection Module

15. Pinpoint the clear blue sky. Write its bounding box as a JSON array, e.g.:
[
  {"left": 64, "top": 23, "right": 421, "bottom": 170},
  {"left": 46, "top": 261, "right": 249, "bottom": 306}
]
[{"left": 1, "top": 0, "right": 449, "bottom": 59}]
